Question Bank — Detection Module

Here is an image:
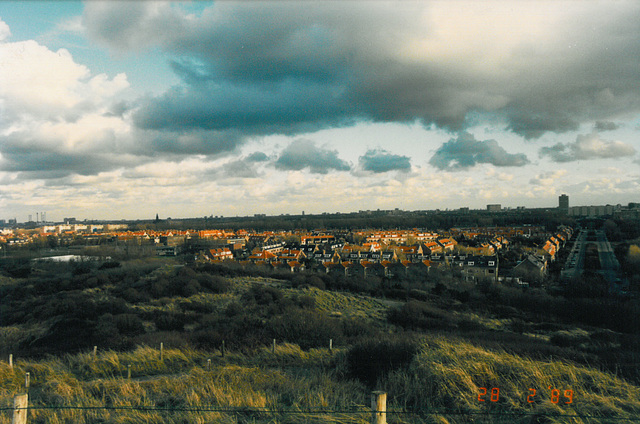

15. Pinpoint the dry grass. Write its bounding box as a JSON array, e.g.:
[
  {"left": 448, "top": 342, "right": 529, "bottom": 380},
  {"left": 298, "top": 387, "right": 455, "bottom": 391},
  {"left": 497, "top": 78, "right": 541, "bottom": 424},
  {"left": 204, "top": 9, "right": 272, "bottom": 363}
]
[
  {"left": 384, "top": 335, "right": 640, "bottom": 423},
  {"left": 0, "top": 344, "right": 369, "bottom": 424},
  {"left": 287, "top": 286, "right": 390, "bottom": 321},
  {"left": 1, "top": 337, "right": 638, "bottom": 423}
]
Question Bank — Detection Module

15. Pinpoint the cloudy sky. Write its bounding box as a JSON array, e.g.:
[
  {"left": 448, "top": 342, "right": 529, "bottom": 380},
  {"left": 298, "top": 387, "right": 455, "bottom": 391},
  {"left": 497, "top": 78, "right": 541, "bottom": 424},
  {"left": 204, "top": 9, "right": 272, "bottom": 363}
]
[{"left": 1, "top": 1, "right": 640, "bottom": 222}]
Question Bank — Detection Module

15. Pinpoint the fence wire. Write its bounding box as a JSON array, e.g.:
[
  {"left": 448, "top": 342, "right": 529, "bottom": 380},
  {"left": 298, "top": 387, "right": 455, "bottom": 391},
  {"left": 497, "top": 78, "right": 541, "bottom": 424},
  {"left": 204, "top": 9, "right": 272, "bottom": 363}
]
[{"left": 2, "top": 404, "right": 640, "bottom": 421}]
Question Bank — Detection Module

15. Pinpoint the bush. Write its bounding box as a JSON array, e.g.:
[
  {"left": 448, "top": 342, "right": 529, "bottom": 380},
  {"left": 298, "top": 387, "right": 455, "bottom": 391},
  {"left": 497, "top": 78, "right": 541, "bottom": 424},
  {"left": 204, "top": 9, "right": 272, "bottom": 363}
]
[
  {"left": 154, "top": 313, "right": 186, "bottom": 332},
  {"left": 387, "top": 300, "right": 454, "bottom": 331},
  {"left": 98, "top": 261, "right": 121, "bottom": 270},
  {"left": 181, "top": 279, "right": 201, "bottom": 297},
  {"left": 114, "top": 314, "right": 146, "bottom": 336},
  {"left": 306, "top": 276, "right": 326, "bottom": 290},
  {"left": 267, "top": 309, "right": 342, "bottom": 349},
  {"left": 224, "top": 302, "right": 244, "bottom": 317},
  {"left": 25, "top": 318, "right": 103, "bottom": 354},
  {"left": 296, "top": 294, "right": 316, "bottom": 309},
  {"left": 151, "top": 278, "right": 171, "bottom": 298},
  {"left": 242, "top": 284, "right": 284, "bottom": 305},
  {"left": 191, "top": 329, "right": 224, "bottom": 350},
  {"left": 345, "top": 336, "right": 420, "bottom": 388},
  {"left": 341, "top": 318, "right": 375, "bottom": 339},
  {"left": 71, "top": 261, "right": 92, "bottom": 276},
  {"left": 197, "top": 274, "right": 230, "bottom": 293},
  {"left": 0, "top": 258, "right": 32, "bottom": 278},
  {"left": 549, "top": 330, "right": 589, "bottom": 348}
]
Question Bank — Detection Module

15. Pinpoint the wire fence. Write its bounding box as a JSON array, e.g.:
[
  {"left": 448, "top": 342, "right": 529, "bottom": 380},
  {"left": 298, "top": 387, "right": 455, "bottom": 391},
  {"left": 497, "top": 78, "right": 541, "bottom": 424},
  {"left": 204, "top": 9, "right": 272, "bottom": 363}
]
[
  {"left": 4, "top": 344, "right": 640, "bottom": 423},
  {"left": 4, "top": 403, "right": 640, "bottom": 423}
]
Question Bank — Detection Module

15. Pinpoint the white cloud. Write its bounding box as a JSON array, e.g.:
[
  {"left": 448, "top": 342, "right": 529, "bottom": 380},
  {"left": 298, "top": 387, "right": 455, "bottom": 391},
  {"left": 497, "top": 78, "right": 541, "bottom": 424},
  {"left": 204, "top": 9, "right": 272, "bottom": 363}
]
[
  {"left": 0, "top": 19, "right": 10, "bottom": 41},
  {"left": 0, "top": 39, "right": 129, "bottom": 121},
  {"left": 530, "top": 170, "right": 567, "bottom": 186},
  {"left": 540, "top": 132, "right": 636, "bottom": 162},
  {"left": 1, "top": 41, "right": 89, "bottom": 113},
  {"left": 0, "top": 21, "right": 132, "bottom": 180},
  {"left": 55, "top": 15, "right": 85, "bottom": 34}
]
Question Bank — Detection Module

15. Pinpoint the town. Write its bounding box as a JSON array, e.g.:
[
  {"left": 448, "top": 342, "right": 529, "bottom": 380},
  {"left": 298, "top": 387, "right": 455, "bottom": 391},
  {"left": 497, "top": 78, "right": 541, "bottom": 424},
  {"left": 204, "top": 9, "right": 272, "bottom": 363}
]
[
  {"left": 2, "top": 198, "right": 640, "bottom": 424},
  {"left": 2, "top": 196, "right": 638, "bottom": 294}
]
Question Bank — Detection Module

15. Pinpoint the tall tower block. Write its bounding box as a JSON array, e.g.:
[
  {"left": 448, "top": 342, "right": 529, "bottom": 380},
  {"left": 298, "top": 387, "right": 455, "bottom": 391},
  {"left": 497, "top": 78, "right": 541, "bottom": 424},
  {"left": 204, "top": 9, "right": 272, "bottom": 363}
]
[{"left": 559, "top": 194, "right": 569, "bottom": 213}]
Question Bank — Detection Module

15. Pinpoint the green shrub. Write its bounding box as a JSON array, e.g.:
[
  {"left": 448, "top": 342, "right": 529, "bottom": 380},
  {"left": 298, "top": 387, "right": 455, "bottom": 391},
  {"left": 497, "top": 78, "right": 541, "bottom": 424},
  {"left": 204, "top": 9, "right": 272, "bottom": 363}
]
[
  {"left": 114, "top": 314, "right": 146, "bottom": 336},
  {"left": 98, "top": 260, "right": 121, "bottom": 269},
  {"left": 387, "top": 300, "right": 454, "bottom": 330},
  {"left": 243, "top": 284, "right": 283, "bottom": 305},
  {"left": 345, "top": 336, "right": 420, "bottom": 388},
  {"left": 549, "top": 330, "right": 590, "bottom": 348},
  {"left": 154, "top": 312, "right": 186, "bottom": 331},
  {"left": 197, "top": 274, "right": 230, "bottom": 293},
  {"left": 267, "top": 309, "right": 342, "bottom": 350}
]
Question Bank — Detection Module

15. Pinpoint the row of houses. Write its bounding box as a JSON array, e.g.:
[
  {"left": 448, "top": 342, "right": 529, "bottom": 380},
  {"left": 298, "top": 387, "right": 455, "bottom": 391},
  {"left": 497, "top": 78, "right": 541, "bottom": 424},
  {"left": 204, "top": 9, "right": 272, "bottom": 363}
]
[
  {"left": 540, "top": 228, "right": 572, "bottom": 261},
  {"left": 509, "top": 226, "right": 574, "bottom": 282},
  {"left": 210, "top": 254, "right": 499, "bottom": 281},
  {"left": 199, "top": 227, "right": 574, "bottom": 284},
  {"left": 450, "top": 225, "right": 549, "bottom": 239},
  {"left": 235, "top": 238, "right": 465, "bottom": 266},
  {"left": 202, "top": 241, "right": 499, "bottom": 281}
]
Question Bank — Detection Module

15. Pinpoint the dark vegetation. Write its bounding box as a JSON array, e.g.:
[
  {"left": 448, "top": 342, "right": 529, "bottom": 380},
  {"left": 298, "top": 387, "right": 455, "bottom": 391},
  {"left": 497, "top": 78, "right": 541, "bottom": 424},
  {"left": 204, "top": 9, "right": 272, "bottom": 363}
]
[
  {"left": 1, "top": 250, "right": 639, "bottom": 390},
  {"left": 127, "top": 208, "right": 575, "bottom": 232},
  {"left": 2, "top": 214, "right": 640, "bottom": 392}
]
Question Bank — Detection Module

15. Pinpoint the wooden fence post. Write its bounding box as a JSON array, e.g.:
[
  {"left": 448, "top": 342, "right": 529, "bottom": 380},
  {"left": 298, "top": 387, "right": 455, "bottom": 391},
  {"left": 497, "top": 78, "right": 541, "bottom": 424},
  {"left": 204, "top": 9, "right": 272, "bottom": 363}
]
[
  {"left": 329, "top": 339, "right": 333, "bottom": 352},
  {"left": 93, "top": 346, "right": 97, "bottom": 361},
  {"left": 272, "top": 339, "right": 276, "bottom": 353},
  {"left": 207, "top": 359, "right": 211, "bottom": 371},
  {"left": 221, "top": 340, "right": 225, "bottom": 358},
  {"left": 127, "top": 365, "right": 131, "bottom": 379},
  {"left": 24, "top": 373, "right": 30, "bottom": 391},
  {"left": 371, "top": 391, "right": 387, "bottom": 424},
  {"left": 9, "top": 354, "right": 13, "bottom": 369},
  {"left": 12, "top": 393, "right": 28, "bottom": 424},
  {"left": 160, "top": 343, "right": 164, "bottom": 361}
]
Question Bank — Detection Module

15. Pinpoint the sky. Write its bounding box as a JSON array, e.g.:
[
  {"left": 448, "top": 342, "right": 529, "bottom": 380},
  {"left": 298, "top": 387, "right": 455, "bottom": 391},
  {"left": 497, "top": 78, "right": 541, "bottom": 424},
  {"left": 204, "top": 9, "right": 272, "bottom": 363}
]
[{"left": 1, "top": 1, "right": 640, "bottom": 222}]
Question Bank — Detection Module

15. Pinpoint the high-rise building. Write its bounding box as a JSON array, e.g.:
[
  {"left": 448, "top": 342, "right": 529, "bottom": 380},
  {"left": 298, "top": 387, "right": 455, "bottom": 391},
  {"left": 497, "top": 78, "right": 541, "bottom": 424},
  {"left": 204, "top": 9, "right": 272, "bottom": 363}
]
[
  {"left": 487, "top": 204, "right": 501, "bottom": 212},
  {"left": 559, "top": 194, "right": 569, "bottom": 212}
]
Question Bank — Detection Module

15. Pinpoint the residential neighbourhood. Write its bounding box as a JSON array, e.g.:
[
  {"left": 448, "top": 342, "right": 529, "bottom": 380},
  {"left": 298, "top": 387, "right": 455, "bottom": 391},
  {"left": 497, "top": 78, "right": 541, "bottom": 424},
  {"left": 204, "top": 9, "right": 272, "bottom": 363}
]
[{"left": 0, "top": 220, "right": 575, "bottom": 286}]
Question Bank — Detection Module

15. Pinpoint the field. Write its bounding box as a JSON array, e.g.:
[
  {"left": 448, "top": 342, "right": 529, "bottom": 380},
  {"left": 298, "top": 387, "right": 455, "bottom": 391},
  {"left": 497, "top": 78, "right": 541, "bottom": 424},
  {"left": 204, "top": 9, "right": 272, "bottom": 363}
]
[
  {"left": 1, "top": 257, "right": 639, "bottom": 423},
  {"left": 2, "top": 336, "right": 640, "bottom": 423}
]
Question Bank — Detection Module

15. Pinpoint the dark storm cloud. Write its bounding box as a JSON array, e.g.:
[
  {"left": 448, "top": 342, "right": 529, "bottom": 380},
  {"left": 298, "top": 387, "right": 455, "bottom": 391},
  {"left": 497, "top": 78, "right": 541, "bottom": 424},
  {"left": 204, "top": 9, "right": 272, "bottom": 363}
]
[
  {"left": 0, "top": 133, "right": 122, "bottom": 178},
  {"left": 539, "top": 132, "right": 636, "bottom": 162},
  {"left": 83, "top": 2, "right": 186, "bottom": 52},
  {"left": 84, "top": 2, "right": 640, "bottom": 140},
  {"left": 429, "top": 132, "right": 529, "bottom": 171},
  {"left": 274, "top": 139, "right": 350, "bottom": 174},
  {"left": 594, "top": 121, "right": 620, "bottom": 132},
  {"left": 207, "top": 153, "right": 271, "bottom": 179},
  {"left": 0, "top": 149, "right": 117, "bottom": 179},
  {"left": 138, "top": 128, "right": 244, "bottom": 156},
  {"left": 505, "top": 111, "right": 579, "bottom": 140},
  {"left": 220, "top": 159, "right": 262, "bottom": 179},
  {"left": 246, "top": 152, "right": 269, "bottom": 162},
  {"left": 132, "top": 79, "right": 354, "bottom": 135},
  {"left": 104, "top": 101, "right": 130, "bottom": 118},
  {"left": 359, "top": 149, "right": 411, "bottom": 173}
]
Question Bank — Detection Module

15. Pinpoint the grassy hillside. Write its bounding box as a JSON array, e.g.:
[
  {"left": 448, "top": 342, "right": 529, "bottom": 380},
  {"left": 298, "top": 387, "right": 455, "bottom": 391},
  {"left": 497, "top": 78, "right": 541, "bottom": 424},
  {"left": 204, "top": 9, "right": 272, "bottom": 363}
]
[
  {"left": 1, "top": 258, "right": 639, "bottom": 422},
  {"left": 1, "top": 338, "right": 639, "bottom": 423}
]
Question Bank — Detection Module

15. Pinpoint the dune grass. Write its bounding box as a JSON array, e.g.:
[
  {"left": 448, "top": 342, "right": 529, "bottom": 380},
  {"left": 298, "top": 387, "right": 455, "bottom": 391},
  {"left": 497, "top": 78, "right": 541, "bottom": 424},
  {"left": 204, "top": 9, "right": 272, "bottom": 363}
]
[
  {"left": 0, "top": 336, "right": 638, "bottom": 423},
  {"left": 0, "top": 344, "right": 369, "bottom": 424},
  {"left": 292, "top": 286, "right": 390, "bottom": 321},
  {"left": 382, "top": 335, "right": 640, "bottom": 423}
]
